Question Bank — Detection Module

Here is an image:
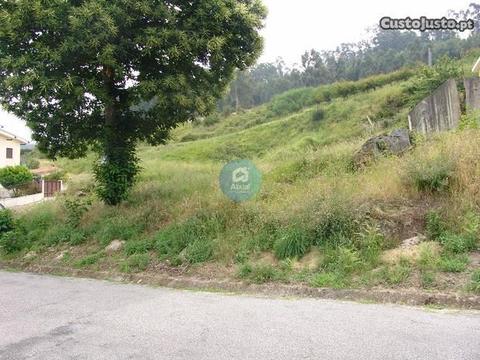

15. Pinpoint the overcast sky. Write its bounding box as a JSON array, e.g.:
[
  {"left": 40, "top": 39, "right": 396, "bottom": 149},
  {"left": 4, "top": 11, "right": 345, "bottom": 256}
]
[
  {"left": 0, "top": 0, "right": 475, "bottom": 141},
  {"left": 259, "top": 0, "right": 472, "bottom": 65}
]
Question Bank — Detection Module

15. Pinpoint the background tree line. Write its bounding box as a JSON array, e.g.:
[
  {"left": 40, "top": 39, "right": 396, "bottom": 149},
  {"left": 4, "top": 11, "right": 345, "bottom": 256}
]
[{"left": 218, "top": 3, "right": 480, "bottom": 114}]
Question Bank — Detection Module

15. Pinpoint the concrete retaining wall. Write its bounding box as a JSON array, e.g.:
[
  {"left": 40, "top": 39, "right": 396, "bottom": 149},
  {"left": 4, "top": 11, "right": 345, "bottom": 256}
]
[
  {"left": 408, "top": 79, "right": 461, "bottom": 134},
  {"left": 464, "top": 77, "right": 480, "bottom": 112}
]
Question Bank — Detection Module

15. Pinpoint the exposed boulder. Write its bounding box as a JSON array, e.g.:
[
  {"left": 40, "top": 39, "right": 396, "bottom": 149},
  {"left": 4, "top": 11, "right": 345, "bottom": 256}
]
[
  {"left": 24, "top": 251, "right": 37, "bottom": 260},
  {"left": 55, "top": 250, "right": 69, "bottom": 261},
  {"left": 105, "top": 240, "right": 125, "bottom": 254},
  {"left": 354, "top": 129, "right": 411, "bottom": 168}
]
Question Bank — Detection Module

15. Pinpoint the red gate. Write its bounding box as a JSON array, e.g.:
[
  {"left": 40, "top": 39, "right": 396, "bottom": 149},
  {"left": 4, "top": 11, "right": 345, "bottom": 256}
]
[{"left": 43, "top": 180, "right": 62, "bottom": 197}]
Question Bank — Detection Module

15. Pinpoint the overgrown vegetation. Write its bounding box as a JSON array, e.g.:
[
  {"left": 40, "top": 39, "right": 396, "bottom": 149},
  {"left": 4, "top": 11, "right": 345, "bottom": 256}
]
[{"left": 1, "top": 51, "right": 479, "bottom": 296}]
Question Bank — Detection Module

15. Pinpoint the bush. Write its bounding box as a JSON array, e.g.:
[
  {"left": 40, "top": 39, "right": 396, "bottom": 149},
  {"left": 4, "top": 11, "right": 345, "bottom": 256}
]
[
  {"left": 313, "top": 204, "right": 358, "bottom": 247},
  {"left": 267, "top": 88, "right": 316, "bottom": 118},
  {"left": 124, "top": 238, "right": 154, "bottom": 256},
  {"left": 420, "top": 271, "right": 436, "bottom": 289},
  {"left": 24, "top": 158, "right": 40, "bottom": 170},
  {"left": 0, "top": 230, "right": 28, "bottom": 254},
  {"left": 311, "top": 108, "right": 325, "bottom": 122},
  {"left": 155, "top": 212, "right": 224, "bottom": 264},
  {"left": 469, "top": 269, "right": 480, "bottom": 294},
  {"left": 322, "top": 246, "right": 361, "bottom": 275},
  {"left": 94, "top": 217, "right": 144, "bottom": 246},
  {"left": 185, "top": 239, "right": 214, "bottom": 264},
  {"left": 379, "top": 258, "right": 412, "bottom": 285},
  {"left": 0, "top": 209, "right": 14, "bottom": 234},
  {"left": 406, "top": 56, "right": 463, "bottom": 108},
  {"left": 407, "top": 155, "right": 454, "bottom": 193},
  {"left": 440, "top": 232, "right": 476, "bottom": 254},
  {"left": 64, "top": 196, "right": 92, "bottom": 227},
  {"left": 425, "top": 211, "right": 447, "bottom": 241},
  {"left": 0, "top": 166, "right": 33, "bottom": 196},
  {"left": 310, "top": 272, "right": 348, "bottom": 289},
  {"left": 75, "top": 252, "right": 103, "bottom": 267},
  {"left": 43, "top": 225, "right": 85, "bottom": 246},
  {"left": 44, "top": 170, "right": 67, "bottom": 181},
  {"left": 417, "top": 242, "right": 440, "bottom": 271},
  {"left": 439, "top": 253, "right": 469, "bottom": 272},
  {"left": 237, "top": 263, "right": 284, "bottom": 284},
  {"left": 355, "top": 223, "right": 384, "bottom": 267},
  {"left": 273, "top": 226, "right": 312, "bottom": 260},
  {"left": 459, "top": 111, "right": 480, "bottom": 130},
  {"left": 121, "top": 254, "right": 150, "bottom": 272}
]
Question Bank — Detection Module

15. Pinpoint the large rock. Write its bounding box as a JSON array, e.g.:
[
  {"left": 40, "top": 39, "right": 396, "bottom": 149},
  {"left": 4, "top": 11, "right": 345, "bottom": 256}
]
[
  {"left": 354, "top": 129, "right": 411, "bottom": 168},
  {"left": 105, "top": 240, "right": 125, "bottom": 254}
]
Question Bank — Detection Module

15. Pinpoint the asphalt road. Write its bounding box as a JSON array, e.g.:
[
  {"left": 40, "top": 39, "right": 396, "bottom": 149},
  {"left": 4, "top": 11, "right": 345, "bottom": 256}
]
[{"left": 1, "top": 271, "right": 479, "bottom": 360}]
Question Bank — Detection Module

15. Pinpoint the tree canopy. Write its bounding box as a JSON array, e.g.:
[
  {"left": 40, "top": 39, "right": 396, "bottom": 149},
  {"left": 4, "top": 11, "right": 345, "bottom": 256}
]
[{"left": 0, "top": 0, "right": 266, "bottom": 204}]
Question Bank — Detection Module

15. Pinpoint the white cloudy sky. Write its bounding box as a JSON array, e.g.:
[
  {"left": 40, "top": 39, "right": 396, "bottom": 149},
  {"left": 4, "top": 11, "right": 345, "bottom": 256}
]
[
  {"left": 259, "top": 0, "right": 472, "bottom": 65},
  {"left": 0, "top": 0, "right": 474, "bottom": 141}
]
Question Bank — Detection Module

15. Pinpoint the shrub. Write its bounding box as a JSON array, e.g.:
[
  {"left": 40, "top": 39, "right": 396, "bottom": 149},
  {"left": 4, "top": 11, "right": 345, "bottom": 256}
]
[
  {"left": 0, "top": 166, "right": 33, "bottom": 196},
  {"left": 94, "top": 217, "right": 144, "bottom": 246},
  {"left": 355, "top": 223, "right": 384, "bottom": 267},
  {"left": 406, "top": 56, "right": 463, "bottom": 108},
  {"left": 468, "top": 269, "right": 480, "bottom": 294},
  {"left": 124, "top": 238, "right": 154, "bottom": 256},
  {"left": 267, "top": 88, "right": 316, "bottom": 118},
  {"left": 24, "top": 158, "right": 40, "bottom": 170},
  {"left": 185, "top": 239, "right": 214, "bottom": 264},
  {"left": 155, "top": 212, "right": 224, "bottom": 264},
  {"left": 310, "top": 272, "right": 348, "bottom": 289},
  {"left": 64, "top": 196, "right": 92, "bottom": 228},
  {"left": 203, "top": 113, "right": 221, "bottom": 127},
  {"left": 273, "top": 226, "right": 312, "bottom": 260},
  {"left": 76, "top": 252, "right": 104, "bottom": 267},
  {"left": 379, "top": 258, "right": 412, "bottom": 285},
  {"left": 322, "top": 246, "right": 361, "bottom": 275},
  {"left": 121, "top": 254, "right": 150, "bottom": 272},
  {"left": 440, "top": 232, "right": 476, "bottom": 254},
  {"left": 420, "top": 271, "right": 436, "bottom": 289},
  {"left": 43, "top": 225, "right": 84, "bottom": 246},
  {"left": 406, "top": 155, "right": 454, "bottom": 193},
  {"left": 0, "top": 230, "right": 27, "bottom": 254},
  {"left": 313, "top": 204, "right": 358, "bottom": 248},
  {"left": 237, "top": 263, "right": 283, "bottom": 284},
  {"left": 44, "top": 170, "right": 67, "bottom": 181},
  {"left": 0, "top": 209, "right": 14, "bottom": 234},
  {"left": 68, "top": 231, "right": 87, "bottom": 246},
  {"left": 311, "top": 108, "right": 325, "bottom": 122},
  {"left": 417, "top": 242, "right": 440, "bottom": 271},
  {"left": 462, "top": 211, "right": 480, "bottom": 244},
  {"left": 439, "top": 253, "right": 469, "bottom": 272},
  {"left": 425, "top": 211, "right": 447, "bottom": 241},
  {"left": 459, "top": 111, "right": 480, "bottom": 130}
]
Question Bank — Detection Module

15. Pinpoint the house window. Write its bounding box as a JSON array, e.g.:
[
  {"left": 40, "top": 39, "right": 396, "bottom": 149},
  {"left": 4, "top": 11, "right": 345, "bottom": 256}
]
[{"left": 6, "top": 148, "right": 13, "bottom": 159}]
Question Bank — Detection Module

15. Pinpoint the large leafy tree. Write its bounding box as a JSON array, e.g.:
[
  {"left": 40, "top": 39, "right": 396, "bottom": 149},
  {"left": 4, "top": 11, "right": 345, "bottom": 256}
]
[{"left": 0, "top": 0, "right": 266, "bottom": 204}]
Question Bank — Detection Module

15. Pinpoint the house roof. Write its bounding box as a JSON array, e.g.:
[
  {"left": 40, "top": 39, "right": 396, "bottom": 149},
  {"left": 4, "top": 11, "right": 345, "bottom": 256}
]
[
  {"left": 0, "top": 127, "right": 28, "bottom": 145},
  {"left": 472, "top": 56, "right": 480, "bottom": 74}
]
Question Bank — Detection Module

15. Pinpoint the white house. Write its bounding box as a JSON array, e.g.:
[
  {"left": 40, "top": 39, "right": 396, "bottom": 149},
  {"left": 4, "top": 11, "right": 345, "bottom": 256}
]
[{"left": 0, "top": 127, "right": 28, "bottom": 167}]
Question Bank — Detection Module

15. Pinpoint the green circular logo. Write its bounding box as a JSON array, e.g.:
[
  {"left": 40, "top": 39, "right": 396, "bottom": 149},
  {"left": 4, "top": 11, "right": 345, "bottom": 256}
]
[{"left": 219, "top": 160, "right": 262, "bottom": 202}]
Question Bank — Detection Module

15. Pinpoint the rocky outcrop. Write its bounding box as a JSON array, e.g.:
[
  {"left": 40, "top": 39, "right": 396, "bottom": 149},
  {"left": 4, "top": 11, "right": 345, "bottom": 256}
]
[{"left": 354, "top": 129, "right": 412, "bottom": 168}]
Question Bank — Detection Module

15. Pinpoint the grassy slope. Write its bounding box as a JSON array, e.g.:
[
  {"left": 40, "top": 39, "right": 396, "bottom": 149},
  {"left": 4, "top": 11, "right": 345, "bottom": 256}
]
[{"left": 3, "top": 51, "right": 480, "bottom": 293}]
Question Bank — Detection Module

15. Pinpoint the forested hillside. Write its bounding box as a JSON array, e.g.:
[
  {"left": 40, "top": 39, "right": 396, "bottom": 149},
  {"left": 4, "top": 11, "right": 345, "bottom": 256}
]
[{"left": 218, "top": 3, "right": 480, "bottom": 113}]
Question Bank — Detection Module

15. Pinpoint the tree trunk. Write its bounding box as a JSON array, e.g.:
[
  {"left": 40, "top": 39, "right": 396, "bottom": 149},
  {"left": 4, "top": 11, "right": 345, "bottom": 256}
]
[{"left": 94, "top": 66, "right": 139, "bottom": 205}]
